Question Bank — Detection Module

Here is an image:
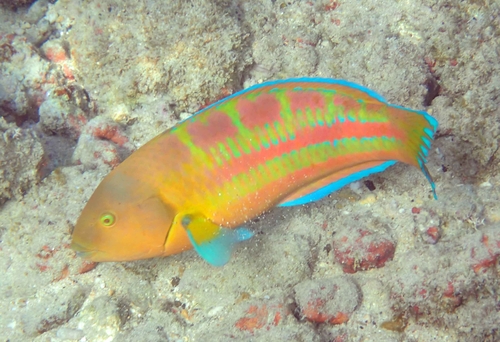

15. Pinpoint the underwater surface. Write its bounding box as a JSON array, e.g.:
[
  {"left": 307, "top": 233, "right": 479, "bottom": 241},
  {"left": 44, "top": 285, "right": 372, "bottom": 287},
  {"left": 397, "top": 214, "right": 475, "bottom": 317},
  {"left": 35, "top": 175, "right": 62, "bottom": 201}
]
[{"left": 0, "top": 0, "right": 499, "bottom": 341}]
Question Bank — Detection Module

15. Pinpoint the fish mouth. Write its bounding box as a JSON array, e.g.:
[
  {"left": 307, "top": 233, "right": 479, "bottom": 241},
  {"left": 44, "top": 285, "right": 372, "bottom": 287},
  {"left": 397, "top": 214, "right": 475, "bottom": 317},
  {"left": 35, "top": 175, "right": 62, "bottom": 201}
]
[{"left": 70, "top": 241, "right": 97, "bottom": 259}]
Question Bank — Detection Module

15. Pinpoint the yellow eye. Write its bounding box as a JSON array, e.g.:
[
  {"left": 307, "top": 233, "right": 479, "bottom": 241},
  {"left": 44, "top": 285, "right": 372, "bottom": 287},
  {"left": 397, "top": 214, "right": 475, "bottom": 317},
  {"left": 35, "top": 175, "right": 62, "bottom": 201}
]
[{"left": 100, "top": 213, "right": 115, "bottom": 227}]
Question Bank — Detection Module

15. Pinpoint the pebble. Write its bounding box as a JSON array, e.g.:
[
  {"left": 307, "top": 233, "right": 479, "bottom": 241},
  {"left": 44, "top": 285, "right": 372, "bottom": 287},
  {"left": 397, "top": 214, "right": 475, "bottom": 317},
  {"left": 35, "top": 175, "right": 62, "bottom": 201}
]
[
  {"left": 422, "top": 226, "right": 441, "bottom": 244},
  {"left": 207, "top": 306, "right": 224, "bottom": 317},
  {"left": 56, "top": 327, "right": 85, "bottom": 340}
]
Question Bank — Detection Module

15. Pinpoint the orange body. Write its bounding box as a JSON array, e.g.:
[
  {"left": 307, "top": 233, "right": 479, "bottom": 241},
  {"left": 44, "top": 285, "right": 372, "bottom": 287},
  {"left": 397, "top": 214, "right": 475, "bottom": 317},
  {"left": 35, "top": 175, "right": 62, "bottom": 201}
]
[{"left": 71, "top": 78, "right": 437, "bottom": 264}]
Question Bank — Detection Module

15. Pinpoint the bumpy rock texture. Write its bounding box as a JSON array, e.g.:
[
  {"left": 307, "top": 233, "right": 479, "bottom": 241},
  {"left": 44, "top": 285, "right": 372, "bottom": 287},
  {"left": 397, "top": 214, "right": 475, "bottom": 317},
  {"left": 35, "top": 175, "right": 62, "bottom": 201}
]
[
  {"left": 0, "top": 118, "right": 44, "bottom": 205},
  {"left": 0, "top": 0, "right": 499, "bottom": 341}
]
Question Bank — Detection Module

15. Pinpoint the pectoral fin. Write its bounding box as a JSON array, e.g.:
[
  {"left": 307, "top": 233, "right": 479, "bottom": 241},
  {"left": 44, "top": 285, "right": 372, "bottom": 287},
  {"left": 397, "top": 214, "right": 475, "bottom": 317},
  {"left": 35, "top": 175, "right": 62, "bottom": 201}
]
[{"left": 177, "top": 212, "right": 253, "bottom": 266}]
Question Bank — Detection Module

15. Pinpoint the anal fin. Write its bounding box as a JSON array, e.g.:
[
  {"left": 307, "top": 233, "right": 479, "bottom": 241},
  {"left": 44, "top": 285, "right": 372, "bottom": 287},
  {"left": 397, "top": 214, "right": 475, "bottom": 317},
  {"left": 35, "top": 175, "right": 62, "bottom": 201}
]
[{"left": 279, "top": 161, "right": 396, "bottom": 207}]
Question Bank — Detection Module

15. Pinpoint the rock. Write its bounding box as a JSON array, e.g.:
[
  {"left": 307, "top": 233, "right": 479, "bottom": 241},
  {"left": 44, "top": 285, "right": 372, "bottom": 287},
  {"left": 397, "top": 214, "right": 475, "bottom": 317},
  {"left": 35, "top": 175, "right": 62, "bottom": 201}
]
[
  {"left": 0, "top": 33, "right": 49, "bottom": 123},
  {"left": 20, "top": 285, "right": 89, "bottom": 336},
  {"left": 0, "top": 0, "right": 36, "bottom": 10},
  {"left": 77, "top": 296, "right": 129, "bottom": 341},
  {"left": 72, "top": 117, "right": 132, "bottom": 168},
  {"left": 0, "top": 118, "right": 44, "bottom": 205},
  {"left": 293, "top": 277, "right": 360, "bottom": 325},
  {"left": 38, "top": 97, "right": 88, "bottom": 140},
  {"left": 332, "top": 228, "right": 396, "bottom": 274},
  {"left": 55, "top": 327, "right": 85, "bottom": 340},
  {"left": 234, "top": 298, "right": 291, "bottom": 333}
]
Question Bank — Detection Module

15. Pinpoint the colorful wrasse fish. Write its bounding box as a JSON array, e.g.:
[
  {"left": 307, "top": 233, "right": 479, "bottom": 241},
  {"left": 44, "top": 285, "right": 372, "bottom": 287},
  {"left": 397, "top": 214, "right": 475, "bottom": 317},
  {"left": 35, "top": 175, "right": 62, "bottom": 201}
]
[{"left": 71, "top": 78, "right": 438, "bottom": 266}]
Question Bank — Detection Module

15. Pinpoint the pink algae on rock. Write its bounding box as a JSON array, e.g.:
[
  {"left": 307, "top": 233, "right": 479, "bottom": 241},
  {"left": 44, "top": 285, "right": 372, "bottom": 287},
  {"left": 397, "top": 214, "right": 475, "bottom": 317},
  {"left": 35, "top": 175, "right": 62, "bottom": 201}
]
[
  {"left": 293, "top": 277, "right": 360, "bottom": 325},
  {"left": 72, "top": 117, "right": 132, "bottom": 168},
  {"left": 333, "top": 229, "right": 396, "bottom": 274},
  {"left": 234, "top": 300, "right": 290, "bottom": 333},
  {"left": 83, "top": 118, "right": 129, "bottom": 147}
]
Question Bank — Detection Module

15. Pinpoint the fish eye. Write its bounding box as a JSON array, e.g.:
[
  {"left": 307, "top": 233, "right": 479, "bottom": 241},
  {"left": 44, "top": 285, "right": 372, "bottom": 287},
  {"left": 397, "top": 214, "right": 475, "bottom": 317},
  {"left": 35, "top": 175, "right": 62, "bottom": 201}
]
[{"left": 100, "top": 213, "right": 116, "bottom": 227}]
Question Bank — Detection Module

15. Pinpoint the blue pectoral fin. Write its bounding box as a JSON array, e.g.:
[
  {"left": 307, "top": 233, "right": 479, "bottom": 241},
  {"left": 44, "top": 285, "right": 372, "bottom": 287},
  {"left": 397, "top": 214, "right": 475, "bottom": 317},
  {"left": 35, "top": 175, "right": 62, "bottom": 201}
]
[
  {"left": 188, "top": 227, "right": 253, "bottom": 266},
  {"left": 180, "top": 213, "right": 253, "bottom": 266},
  {"left": 420, "top": 163, "right": 437, "bottom": 200}
]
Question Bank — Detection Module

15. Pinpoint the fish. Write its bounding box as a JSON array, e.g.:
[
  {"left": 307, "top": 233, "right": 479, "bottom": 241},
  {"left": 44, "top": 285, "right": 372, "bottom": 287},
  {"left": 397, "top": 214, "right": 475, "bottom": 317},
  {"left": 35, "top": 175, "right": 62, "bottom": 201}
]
[{"left": 71, "top": 77, "right": 438, "bottom": 266}]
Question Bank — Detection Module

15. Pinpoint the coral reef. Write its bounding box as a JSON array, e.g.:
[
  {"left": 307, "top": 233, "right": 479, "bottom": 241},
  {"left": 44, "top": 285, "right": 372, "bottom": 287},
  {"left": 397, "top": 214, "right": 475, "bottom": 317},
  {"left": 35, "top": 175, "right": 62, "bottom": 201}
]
[{"left": 0, "top": 0, "right": 499, "bottom": 341}]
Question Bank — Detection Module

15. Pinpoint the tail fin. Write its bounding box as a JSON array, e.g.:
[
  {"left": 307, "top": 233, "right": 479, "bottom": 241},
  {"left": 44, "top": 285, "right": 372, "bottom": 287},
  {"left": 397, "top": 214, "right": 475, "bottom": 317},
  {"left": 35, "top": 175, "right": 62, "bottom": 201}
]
[{"left": 388, "top": 105, "right": 438, "bottom": 199}]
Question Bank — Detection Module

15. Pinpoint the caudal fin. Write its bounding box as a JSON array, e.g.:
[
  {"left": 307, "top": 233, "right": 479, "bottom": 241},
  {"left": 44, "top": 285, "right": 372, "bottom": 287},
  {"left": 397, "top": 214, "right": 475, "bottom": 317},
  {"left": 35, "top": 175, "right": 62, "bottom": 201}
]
[{"left": 388, "top": 105, "right": 438, "bottom": 199}]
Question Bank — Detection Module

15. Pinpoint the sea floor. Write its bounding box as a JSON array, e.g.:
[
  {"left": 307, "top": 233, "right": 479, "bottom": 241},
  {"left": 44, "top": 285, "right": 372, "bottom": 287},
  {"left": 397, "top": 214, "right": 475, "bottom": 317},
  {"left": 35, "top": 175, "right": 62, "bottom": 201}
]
[{"left": 1, "top": 0, "right": 499, "bottom": 341}]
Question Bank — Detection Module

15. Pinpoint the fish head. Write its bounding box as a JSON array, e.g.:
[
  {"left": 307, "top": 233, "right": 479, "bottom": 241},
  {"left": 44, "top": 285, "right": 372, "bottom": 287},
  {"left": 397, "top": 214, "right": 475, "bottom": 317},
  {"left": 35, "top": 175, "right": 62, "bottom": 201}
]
[{"left": 71, "top": 169, "right": 176, "bottom": 262}]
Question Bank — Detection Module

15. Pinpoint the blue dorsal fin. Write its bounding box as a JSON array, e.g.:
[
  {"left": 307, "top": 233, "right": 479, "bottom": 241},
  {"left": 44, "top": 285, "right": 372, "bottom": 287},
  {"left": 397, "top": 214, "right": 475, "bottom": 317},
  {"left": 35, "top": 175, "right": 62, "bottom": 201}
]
[
  {"left": 279, "top": 161, "right": 397, "bottom": 207},
  {"left": 179, "top": 213, "right": 253, "bottom": 266}
]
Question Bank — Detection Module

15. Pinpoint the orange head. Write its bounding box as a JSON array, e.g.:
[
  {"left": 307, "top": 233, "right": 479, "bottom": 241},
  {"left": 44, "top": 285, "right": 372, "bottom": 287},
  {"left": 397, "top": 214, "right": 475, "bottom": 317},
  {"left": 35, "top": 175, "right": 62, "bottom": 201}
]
[{"left": 71, "top": 168, "right": 178, "bottom": 262}]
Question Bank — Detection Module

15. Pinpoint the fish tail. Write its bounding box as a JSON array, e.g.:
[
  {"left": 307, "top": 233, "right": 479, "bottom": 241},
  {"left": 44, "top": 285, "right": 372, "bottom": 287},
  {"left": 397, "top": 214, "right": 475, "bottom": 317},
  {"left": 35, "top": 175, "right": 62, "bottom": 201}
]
[{"left": 388, "top": 105, "right": 438, "bottom": 199}]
